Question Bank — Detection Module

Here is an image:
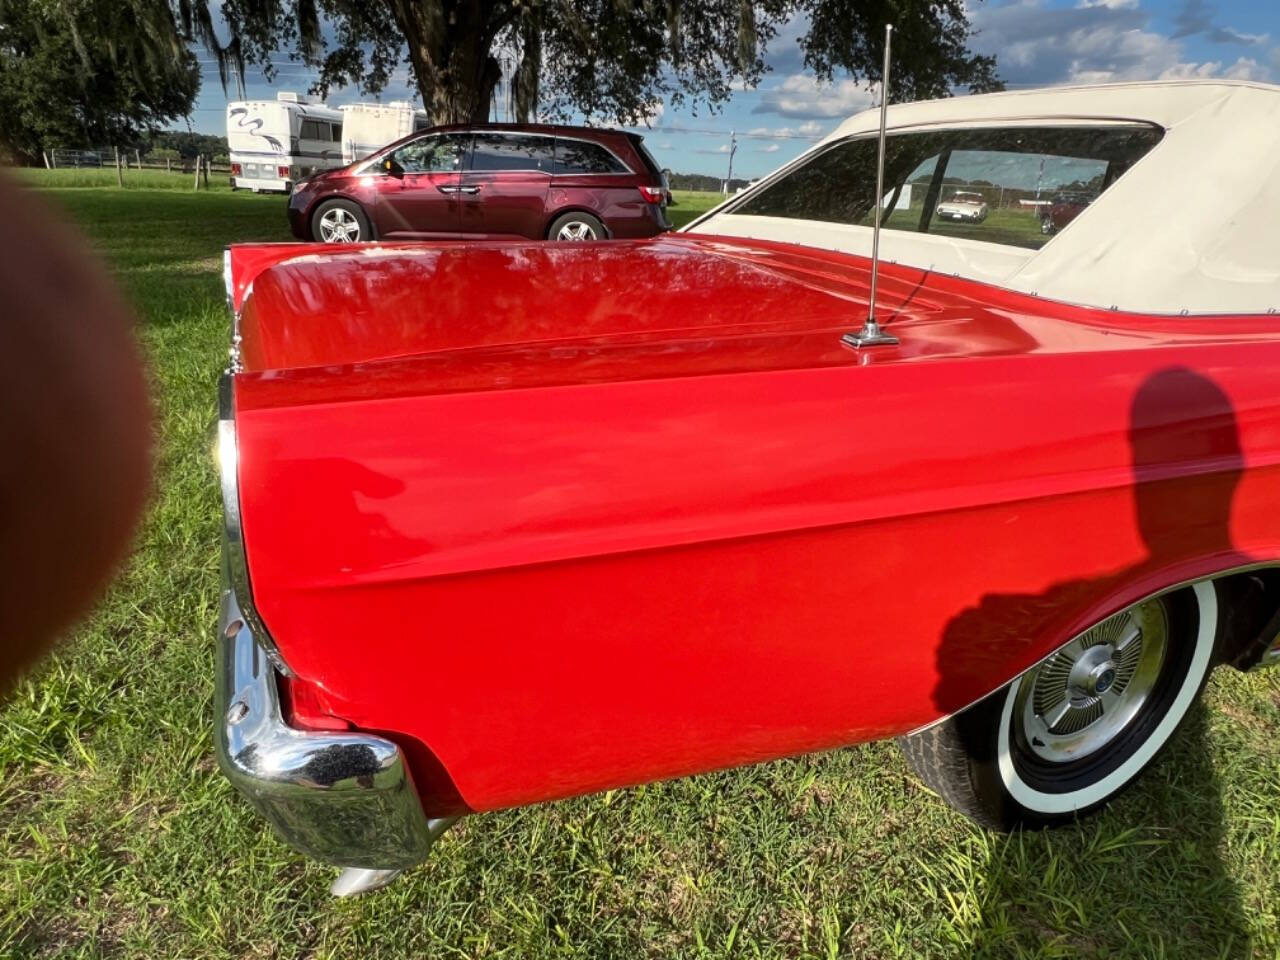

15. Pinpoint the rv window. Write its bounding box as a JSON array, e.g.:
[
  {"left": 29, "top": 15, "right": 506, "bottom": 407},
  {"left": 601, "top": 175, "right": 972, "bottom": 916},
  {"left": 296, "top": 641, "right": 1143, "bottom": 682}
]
[
  {"left": 329, "top": 122, "right": 342, "bottom": 142},
  {"left": 468, "top": 133, "right": 555, "bottom": 172},
  {"left": 300, "top": 120, "right": 320, "bottom": 140}
]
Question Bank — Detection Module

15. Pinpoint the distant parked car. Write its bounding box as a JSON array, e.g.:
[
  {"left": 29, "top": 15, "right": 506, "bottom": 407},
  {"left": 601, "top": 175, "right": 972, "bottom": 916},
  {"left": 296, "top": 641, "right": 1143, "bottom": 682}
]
[
  {"left": 1040, "top": 192, "right": 1095, "bottom": 235},
  {"left": 935, "top": 190, "right": 989, "bottom": 223},
  {"left": 286, "top": 123, "right": 671, "bottom": 244}
]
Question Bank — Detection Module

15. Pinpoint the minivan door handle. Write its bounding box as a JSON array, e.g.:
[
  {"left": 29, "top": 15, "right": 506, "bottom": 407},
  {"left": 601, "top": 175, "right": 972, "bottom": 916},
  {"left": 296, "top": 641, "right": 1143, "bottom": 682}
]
[
  {"left": 457, "top": 186, "right": 480, "bottom": 195},
  {"left": 436, "top": 185, "right": 460, "bottom": 194}
]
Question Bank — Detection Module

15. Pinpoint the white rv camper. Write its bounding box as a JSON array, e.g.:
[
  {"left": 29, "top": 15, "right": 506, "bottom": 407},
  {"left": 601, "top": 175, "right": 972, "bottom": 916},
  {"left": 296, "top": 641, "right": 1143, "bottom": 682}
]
[
  {"left": 338, "top": 101, "right": 430, "bottom": 164},
  {"left": 226, "top": 92, "right": 344, "bottom": 193}
]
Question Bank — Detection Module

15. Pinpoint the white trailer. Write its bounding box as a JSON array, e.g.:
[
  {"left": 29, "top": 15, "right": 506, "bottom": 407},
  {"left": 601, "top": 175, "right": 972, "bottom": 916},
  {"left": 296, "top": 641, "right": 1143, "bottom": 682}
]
[
  {"left": 227, "top": 92, "right": 345, "bottom": 193},
  {"left": 339, "top": 101, "right": 430, "bottom": 164}
]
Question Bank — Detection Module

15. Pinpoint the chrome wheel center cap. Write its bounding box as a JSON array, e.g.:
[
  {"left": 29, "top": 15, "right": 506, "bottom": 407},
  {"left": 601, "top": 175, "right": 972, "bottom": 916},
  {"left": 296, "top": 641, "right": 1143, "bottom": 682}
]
[
  {"left": 1018, "top": 599, "right": 1168, "bottom": 763},
  {"left": 1087, "top": 662, "right": 1117, "bottom": 696},
  {"left": 1067, "top": 644, "right": 1117, "bottom": 698}
]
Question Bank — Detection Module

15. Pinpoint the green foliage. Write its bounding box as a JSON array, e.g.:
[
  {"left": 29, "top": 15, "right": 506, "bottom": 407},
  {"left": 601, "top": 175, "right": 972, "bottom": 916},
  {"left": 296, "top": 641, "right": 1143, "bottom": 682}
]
[
  {"left": 146, "top": 129, "right": 230, "bottom": 160},
  {"left": 0, "top": 184, "right": 1277, "bottom": 957},
  {"left": 205, "top": 1, "right": 1002, "bottom": 127},
  {"left": 669, "top": 172, "right": 753, "bottom": 193},
  {"left": 0, "top": 0, "right": 200, "bottom": 163}
]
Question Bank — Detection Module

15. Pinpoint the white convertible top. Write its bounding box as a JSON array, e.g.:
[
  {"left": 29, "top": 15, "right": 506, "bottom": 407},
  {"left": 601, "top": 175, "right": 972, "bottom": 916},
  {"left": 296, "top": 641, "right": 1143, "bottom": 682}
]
[{"left": 687, "top": 81, "right": 1280, "bottom": 316}]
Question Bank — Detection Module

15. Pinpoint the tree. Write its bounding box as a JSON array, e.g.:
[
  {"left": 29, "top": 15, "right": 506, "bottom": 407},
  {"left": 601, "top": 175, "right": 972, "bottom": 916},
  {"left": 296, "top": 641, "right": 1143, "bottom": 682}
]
[
  {"left": 0, "top": 0, "right": 200, "bottom": 164},
  {"left": 209, "top": 0, "right": 1000, "bottom": 128}
]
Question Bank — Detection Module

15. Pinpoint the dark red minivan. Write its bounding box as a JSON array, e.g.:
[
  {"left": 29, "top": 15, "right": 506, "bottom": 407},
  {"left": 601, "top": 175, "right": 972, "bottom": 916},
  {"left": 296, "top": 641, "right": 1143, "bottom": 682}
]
[{"left": 287, "top": 123, "right": 671, "bottom": 244}]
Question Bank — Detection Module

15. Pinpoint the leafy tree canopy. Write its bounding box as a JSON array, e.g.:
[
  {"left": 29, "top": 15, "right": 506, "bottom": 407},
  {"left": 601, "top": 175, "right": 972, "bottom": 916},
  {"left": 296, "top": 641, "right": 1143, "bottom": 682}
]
[
  {"left": 209, "top": 0, "right": 1000, "bottom": 127},
  {"left": 0, "top": 0, "right": 201, "bottom": 162}
]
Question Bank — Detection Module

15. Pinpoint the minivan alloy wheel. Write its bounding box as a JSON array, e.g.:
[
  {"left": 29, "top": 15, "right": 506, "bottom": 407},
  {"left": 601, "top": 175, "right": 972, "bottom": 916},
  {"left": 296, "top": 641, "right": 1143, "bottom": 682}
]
[
  {"left": 319, "top": 207, "right": 361, "bottom": 242},
  {"left": 556, "top": 220, "right": 598, "bottom": 241}
]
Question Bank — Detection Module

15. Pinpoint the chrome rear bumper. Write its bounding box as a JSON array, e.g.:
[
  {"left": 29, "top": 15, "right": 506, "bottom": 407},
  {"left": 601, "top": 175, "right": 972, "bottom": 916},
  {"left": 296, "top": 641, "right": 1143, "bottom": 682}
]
[{"left": 215, "top": 562, "right": 449, "bottom": 869}]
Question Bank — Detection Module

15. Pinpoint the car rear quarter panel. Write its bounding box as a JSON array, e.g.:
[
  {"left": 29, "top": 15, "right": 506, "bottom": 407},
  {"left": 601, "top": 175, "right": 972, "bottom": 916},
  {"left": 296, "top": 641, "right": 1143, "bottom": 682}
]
[
  {"left": 233, "top": 319, "right": 1280, "bottom": 815},
  {"left": 547, "top": 178, "right": 659, "bottom": 238}
]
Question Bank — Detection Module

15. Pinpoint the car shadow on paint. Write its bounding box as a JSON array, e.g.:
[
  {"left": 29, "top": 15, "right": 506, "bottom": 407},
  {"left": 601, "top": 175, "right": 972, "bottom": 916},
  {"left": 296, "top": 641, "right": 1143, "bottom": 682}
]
[{"left": 927, "top": 366, "right": 1251, "bottom": 954}]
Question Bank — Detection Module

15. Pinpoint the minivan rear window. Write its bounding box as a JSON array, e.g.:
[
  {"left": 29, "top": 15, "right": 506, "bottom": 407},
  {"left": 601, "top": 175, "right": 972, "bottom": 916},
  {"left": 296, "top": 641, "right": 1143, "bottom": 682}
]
[{"left": 554, "top": 139, "right": 628, "bottom": 175}]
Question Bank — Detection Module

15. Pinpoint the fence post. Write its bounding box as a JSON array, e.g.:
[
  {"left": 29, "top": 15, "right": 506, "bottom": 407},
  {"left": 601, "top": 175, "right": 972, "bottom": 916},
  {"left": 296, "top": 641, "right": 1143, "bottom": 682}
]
[
  {"left": 193, "top": 154, "right": 201, "bottom": 190},
  {"left": 115, "top": 147, "right": 124, "bottom": 187},
  {"left": 42, "top": 150, "right": 51, "bottom": 169},
  {"left": 135, "top": 148, "right": 141, "bottom": 169},
  {"left": 166, "top": 157, "right": 171, "bottom": 174},
  {"left": 202, "top": 154, "right": 210, "bottom": 188}
]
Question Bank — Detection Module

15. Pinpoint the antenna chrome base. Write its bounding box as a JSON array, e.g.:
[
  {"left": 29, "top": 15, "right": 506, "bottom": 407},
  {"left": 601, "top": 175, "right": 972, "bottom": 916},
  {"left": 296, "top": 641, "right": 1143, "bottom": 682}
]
[{"left": 842, "top": 319, "right": 899, "bottom": 348}]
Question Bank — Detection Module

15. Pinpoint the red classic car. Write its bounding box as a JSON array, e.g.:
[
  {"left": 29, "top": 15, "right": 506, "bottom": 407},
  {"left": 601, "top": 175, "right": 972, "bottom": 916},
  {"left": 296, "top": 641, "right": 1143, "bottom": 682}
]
[
  {"left": 216, "top": 80, "right": 1280, "bottom": 896},
  {"left": 284, "top": 123, "right": 671, "bottom": 243}
]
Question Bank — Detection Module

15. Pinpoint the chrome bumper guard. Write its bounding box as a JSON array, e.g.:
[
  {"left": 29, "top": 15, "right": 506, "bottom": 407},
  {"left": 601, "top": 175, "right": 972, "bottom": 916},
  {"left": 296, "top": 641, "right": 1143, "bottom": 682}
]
[{"left": 215, "top": 565, "right": 447, "bottom": 869}]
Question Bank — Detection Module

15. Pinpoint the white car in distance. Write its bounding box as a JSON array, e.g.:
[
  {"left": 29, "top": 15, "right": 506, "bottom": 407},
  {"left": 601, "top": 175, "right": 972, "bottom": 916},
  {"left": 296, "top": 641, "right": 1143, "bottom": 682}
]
[{"left": 935, "top": 190, "right": 989, "bottom": 222}]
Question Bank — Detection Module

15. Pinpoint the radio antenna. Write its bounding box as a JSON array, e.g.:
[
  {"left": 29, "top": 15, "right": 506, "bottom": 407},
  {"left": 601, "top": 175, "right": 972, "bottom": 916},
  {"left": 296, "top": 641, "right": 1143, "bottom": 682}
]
[{"left": 843, "top": 23, "right": 899, "bottom": 349}]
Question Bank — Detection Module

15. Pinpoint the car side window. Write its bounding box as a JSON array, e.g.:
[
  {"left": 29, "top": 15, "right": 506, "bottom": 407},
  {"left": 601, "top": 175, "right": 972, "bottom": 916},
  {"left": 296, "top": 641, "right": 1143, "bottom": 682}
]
[
  {"left": 733, "top": 125, "right": 1163, "bottom": 251},
  {"left": 390, "top": 134, "right": 469, "bottom": 173},
  {"left": 553, "top": 139, "right": 628, "bottom": 175},
  {"left": 468, "top": 133, "right": 555, "bottom": 172}
]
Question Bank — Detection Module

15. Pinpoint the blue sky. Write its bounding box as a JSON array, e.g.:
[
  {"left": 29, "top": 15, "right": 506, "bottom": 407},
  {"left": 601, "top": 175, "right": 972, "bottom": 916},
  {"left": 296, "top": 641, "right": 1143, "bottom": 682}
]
[{"left": 188, "top": 0, "right": 1279, "bottom": 179}]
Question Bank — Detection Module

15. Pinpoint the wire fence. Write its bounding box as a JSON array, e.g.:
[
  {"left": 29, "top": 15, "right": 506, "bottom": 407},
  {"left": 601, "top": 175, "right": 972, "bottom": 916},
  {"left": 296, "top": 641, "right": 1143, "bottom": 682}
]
[{"left": 44, "top": 147, "right": 231, "bottom": 175}]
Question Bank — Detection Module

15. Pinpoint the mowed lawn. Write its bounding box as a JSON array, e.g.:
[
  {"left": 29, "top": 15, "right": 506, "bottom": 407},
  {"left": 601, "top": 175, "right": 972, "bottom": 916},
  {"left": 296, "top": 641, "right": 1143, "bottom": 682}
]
[{"left": 3, "top": 177, "right": 1280, "bottom": 960}]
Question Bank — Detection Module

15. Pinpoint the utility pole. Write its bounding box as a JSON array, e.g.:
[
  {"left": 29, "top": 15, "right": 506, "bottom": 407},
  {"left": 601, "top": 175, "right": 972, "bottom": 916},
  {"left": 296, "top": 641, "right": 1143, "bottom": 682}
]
[{"left": 724, "top": 130, "right": 738, "bottom": 194}]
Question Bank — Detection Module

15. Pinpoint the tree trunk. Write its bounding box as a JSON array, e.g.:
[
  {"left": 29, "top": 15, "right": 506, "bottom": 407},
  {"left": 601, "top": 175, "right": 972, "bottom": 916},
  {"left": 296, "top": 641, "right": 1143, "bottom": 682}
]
[
  {"left": 391, "top": 0, "right": 507, "bottom": 125},
  {"left": 512, "top": 17, "right": 541, "bottom": 123}
]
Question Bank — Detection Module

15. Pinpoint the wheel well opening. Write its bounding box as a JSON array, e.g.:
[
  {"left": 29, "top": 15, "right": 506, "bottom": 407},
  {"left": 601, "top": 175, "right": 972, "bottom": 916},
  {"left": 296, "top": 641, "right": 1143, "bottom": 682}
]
[
  {"left": 1211, "top": 567, "right": 1280, "bottom": 669},
  {"left": 545, "top": 209, "right": 609, "bottom": 239},
  {"left": 311, "top": 197, "right": 375, "bottom": 241}
]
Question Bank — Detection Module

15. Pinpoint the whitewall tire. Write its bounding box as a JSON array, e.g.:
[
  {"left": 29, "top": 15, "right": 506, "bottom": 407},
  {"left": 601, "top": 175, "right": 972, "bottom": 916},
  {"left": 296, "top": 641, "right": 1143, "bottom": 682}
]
[{"left": 900, "top": 582, "right": 1219, "bottom": 830}]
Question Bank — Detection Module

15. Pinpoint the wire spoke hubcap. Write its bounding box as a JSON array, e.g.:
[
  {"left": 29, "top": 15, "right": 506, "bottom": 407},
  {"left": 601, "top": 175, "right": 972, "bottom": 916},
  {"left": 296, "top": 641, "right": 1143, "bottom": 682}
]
[
  {"left": 1016, "top": 600, "right": 1168, "bottom": 764},
  {"left": 320, "top": 209, "right": 359, "bottom": 242}
]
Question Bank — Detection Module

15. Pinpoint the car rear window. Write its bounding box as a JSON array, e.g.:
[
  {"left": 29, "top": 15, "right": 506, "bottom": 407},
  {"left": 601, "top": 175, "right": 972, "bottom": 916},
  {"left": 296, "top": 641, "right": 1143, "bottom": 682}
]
[
  {"left": 469, "top": 133, "right": 555, "bottom": 172},
  {"left": 731, "top": 124, "right": 1164, "bottom": 250},
  {"left": 554, "top": 139, "right": 628, "bottom": 175}
]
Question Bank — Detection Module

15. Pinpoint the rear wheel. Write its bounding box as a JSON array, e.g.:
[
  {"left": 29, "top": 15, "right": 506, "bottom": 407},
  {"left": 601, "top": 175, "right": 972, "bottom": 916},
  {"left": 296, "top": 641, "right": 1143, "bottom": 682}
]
[
  {"left": 548, "top": 212, "right": 605, "bottom": 242},
  {"left": 900, "top": 582, "right": 1219, "bottom": 829},
  {"left": 312, "top": 199, "right": 370, "bottom": 244}
]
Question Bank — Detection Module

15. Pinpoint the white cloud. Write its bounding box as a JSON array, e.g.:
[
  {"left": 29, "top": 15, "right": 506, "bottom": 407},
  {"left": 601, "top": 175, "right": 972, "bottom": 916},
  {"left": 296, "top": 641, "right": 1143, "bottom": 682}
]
[
  {"left": 1159, "top": 56, "right": 1269, "bottom": 81},
  {"left": 638, "top": 102, "right": 665, "bottom": 126},
  {"left": 751, "top": 73, "right": 878, "bottom": 119},
  {"left": 970, "top": 0, "right": 1274, "bottom": 86},
  {"left": 756, "top": 143, "right": 782, "bottom": 153}
]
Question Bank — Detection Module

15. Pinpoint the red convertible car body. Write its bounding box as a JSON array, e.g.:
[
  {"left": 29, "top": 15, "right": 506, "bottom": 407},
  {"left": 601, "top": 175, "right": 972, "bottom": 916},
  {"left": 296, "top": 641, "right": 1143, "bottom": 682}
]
[{"left": 216, "top": 80, "right": 1280, "bottom": 894}]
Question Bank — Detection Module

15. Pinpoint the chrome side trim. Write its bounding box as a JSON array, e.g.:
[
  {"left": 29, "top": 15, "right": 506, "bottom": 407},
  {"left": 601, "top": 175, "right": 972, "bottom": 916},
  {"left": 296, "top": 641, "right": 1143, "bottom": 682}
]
[
  {"left": 216, "top": 561, "right": 451, "bottom": 869},
  {"left": 218, "top": 372, "right": 288, "bottom": 674},
  {"left": 904, "top": 562, "right": 1280, "bottom": 736}
]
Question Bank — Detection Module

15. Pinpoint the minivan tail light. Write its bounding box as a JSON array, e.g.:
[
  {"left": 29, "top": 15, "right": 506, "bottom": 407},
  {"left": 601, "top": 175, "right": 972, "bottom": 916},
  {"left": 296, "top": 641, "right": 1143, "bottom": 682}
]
[
  {"left": 231, "top": 162, "right": 243, "bottom": 176},
  {"left": 278, "top": 165, "right": 291, "bottom": 179},
  {"left": 637, "top": 185, "right": 664, "bottom": 204}
]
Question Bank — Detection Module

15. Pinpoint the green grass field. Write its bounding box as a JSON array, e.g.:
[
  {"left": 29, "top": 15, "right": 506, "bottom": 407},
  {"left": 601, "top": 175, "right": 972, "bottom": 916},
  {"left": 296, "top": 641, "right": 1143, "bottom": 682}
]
[{"left": 2, "top": 182, "right": 1279, "bottom": 959}]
